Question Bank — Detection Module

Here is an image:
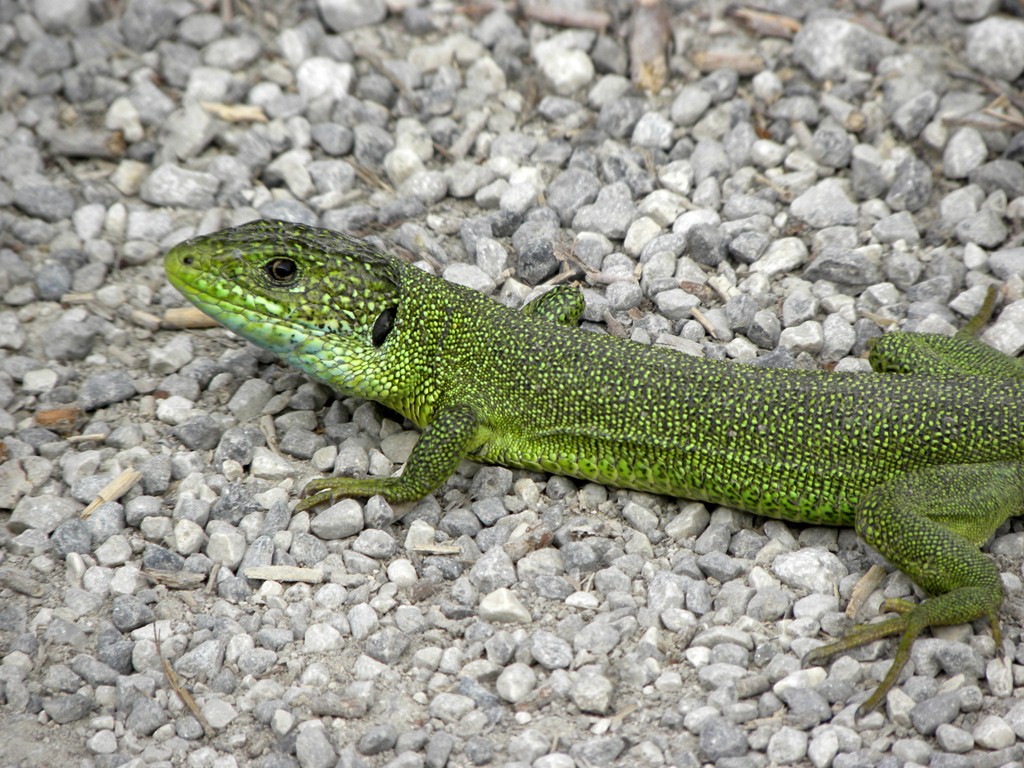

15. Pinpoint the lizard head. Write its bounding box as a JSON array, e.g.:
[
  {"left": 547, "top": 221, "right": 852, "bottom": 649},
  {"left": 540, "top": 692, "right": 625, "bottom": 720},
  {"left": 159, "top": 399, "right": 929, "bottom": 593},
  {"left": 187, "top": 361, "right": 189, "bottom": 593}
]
[{"left": 164, "top": 219, "right": 405, "bottom": 401}]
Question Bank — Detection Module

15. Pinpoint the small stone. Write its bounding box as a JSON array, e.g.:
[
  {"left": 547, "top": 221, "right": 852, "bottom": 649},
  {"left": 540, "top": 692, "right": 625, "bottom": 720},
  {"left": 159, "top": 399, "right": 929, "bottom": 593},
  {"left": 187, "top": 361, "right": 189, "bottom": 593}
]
[
  {"left": 249, "top": 448, "right": 295, "bottom": 482},
  {"left": 573, "top": 181, "right": 634, "bottom": 239},
  {"left": 126, "top": 697, "right": 169, "bottom": 735},
  {"left": 14, "top": 184, "right": 75, "bottom": 223},
  {"left": 804, "top": 248, "right": 883, "bottom": 287},
  {"left": 173, "top": 415, "right": 224, "bottom": 451},
  {"left": 909, "top": 691, "right": 961, "bottom": 736},
  {"left": 547, "top": 168, "right": 600, "bottom": 226},
  {"left": 206, "top": 529, "right": 247, "bottom": 570},
  {"left": 767, "top": 726, "right": 808, "bottom": 765},
  {"left": 531, "top": 631, "right": 573, "bottom": 670},
  {"left": 699, "top": 716, "right": 749, "bottom": 760},
  {"left": 11, "top": 495, "right": 80, "bottom": 535},
  {"left": 965, "top": 18, "right": 1024, "bottom": 81},
  {"left": 228, "top": 379, "right": 274, "bottom": 421},
  {"left": 955, "top": 208, "right": 1008, "bottom": 248},
  {"left": 357, "top": 723, "right": 398, "bottom": 755},
  {"left": 751, "top": 238, "right": 809, "bottom": 276},
  {"left": 790, "top": 179, "right": 858, "bottom": 228},
  {"left": 479, "top": 588, "right": 531, "bottom": 623},
  {"left": 671, "top": 84, "right": 713, "bottom": 127},
  {"left": 140, "top": 164, "right": 219, "bottom": 208},
  {"left": 87, "top": 730, "right": 118, "bottom": 755},
  {"left": 365, "top": 627, "right": 409, "bottom": 664},
  {"left": 771, "top": 549, "right": 847, "bottom": 593},
  {"left": 973, "top": 714, "right": 1016, "bottom": 750},
  {"left": 310, "top": 500, "right": 364, "bottom": 539},
  {"left": 892, "top": 90, "right": 938, "bottom": 140},
  {"left": 571, "top": 672, "right": 614, "bottom": 715},
  {"left": 886, "top": 155, "right": 933, "bottom": 212},
  {"left": 94, "top": 535, "right": 132, "bottom": 567},
  {"left": 79, "top": 371, "right": 137, "bottom": 411},
  {"left": 792, "top": 17, "right": 896, "bottom": 82},
  {"left": 469, "top": 546, "right": 516, "bottom": 593},
  {"left": 496, "top": 663, "right": 536, "bottom": 703},
  {"left": 352, "top": 529, "right": 397, "bottom": 559},
  {"left": 296, "top": 724, "right": 339, "bottom": 768},
  {"left": 631, "top": 112, "right": 674, "bottom": 149},
  {"left": 936, "top": 723, "right": 974, "bottom": 753},
  {"left": 43, "top": 694, "right": 92, "bottom": 724},
  {"left": 534, "top": 41, "right": 594, "bottom": 96},
  {"left": 318, "top": 0, "right": 386, "bottom": 32},
  {"left": 304, "top": 623, "right": 342, "bottom": 652},
  {"left": 428, "top": 692, "right": 476, "bottom": 723},
  {"left": 174, "top": 639, "right": 225, "bottom": 679},
  {"left": 944, "top": 127, "right": 988, "bottom": 180}
]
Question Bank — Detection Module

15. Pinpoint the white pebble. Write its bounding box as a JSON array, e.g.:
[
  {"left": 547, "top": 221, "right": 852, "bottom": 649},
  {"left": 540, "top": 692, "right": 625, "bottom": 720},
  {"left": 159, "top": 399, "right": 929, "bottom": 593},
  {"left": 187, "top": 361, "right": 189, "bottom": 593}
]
[{"left": 387, "top": 558, "right": 418, "bottom": 588}]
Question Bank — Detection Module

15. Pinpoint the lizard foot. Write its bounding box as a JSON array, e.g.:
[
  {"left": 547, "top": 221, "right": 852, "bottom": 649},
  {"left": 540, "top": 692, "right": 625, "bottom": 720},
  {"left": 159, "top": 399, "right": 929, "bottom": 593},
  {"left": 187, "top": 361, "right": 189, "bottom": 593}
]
[
  {"left": 295, "top": 484, "right": 338, "bottom": 512},
  {"left": 804, "top": 601, "right": 923, "bottom": 716}
]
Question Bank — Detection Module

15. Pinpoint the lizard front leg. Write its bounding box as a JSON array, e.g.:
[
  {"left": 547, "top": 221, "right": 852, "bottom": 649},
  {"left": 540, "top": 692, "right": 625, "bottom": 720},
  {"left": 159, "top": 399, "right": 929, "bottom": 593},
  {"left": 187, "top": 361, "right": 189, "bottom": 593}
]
[
  {"left": 806, "top": 461, "right": 1023, "bottom": 714},
  {"left": 297, "top": 403, "right": 480, "bottom": 510}
]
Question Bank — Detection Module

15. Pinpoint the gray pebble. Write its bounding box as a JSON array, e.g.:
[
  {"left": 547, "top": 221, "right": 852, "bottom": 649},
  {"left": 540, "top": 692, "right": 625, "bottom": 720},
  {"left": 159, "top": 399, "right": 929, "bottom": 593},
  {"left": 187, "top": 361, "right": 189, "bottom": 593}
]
[
  {"left": 296, "top": 723, "right": 338, "bottom": 768},
  {"left": 126, "top": 697, "right": 170, "bottom": 736},
  {"left": 14, "top": 183, "right": 75, "bottom": 222},
  {"left": 365, "top": 627, "right": 409, "bottom": 664},
  {"left": 777, "top": 686, "right": 832, "bottom": 725},
  {"left": 352, "top": 529, "right": 397, "bottom": 559},
  {"left": 531, "top": 630, "right": 573, "bottom": 670},
  {"left": 547, "top": 168, "right": 600, "bottom": 226},
  {"left": 173, "top": 415, "right": 224, "bottom": 451},
  {"left": 965, "top": 18, "right": 1024, "bottom": 81},
  {"left": 944, "top": 127, "right": 988, "bottom": 179},
  {"left": 955, "top": 208, "right": 1007, "bottom": 248},
  {"left": 886, "top": 155, "right": 933, "bottom": 212},
  {"left": 573, "top": 182, "right": 637, "bottom": 240},
  {"left": 174, "top": 639, "right": 225, "bottom": 679},
  {"left": 910, "top": 691, "right": 962, "bottom": 736},
  {"left": 358, "top": 723, "right": 398, "bottom": 755},
  {"left": 699, "top": 716, "right": 749, "bottom": 760},
  {"left": 43, "top": 693, "right": 92, "bottom": 725},
  {"left": 805, "top": 248, "right": 883, "bottom": 287},
  {"left": 111, "top": 595, "right": 154, "bottom": 632},
  {"left": 790, "top": 179, "right": 859, "bottom": 228},
  {"left": 469, "top": 545, "right": 516, "bottom": 592},
  {"left": 69, "top": 654, "right": 120, "bottom": 686},
  {"left": 310, "top": 500, "right": 364, "bottom": 540},
  {"left": 892, "top": 90, "right": 938, "bottom": 139},
  {"left": 10, "top": 494, "right": 79, "bottom": 535},
  {"left": 50, "top": 519, "right": 92, "bottom": 556},
  {"left": 79, "top": 371, "right": 137, "bottom": 411},
  {"left": 970, "top": 159, "right": 1024, "bottom": 199},
  {"left": 291, "top": 533, "right": 328, "bottom": 566},
  {"left": 140, "top": 164, "right": 219, "bottom": 208},
  {"left": 570, "top": 671, "right": 614, "bottom": 714},
  {"left": 319, "top": 0, "right": 386, "bottom": 31},
  {"left": 671, "top": 85, "right": 713, "bottom": 127}
]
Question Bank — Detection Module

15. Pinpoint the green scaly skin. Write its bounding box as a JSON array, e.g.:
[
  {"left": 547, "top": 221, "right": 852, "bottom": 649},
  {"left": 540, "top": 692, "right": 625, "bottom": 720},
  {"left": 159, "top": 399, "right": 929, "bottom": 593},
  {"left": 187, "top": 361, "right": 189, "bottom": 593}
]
[{"left": 165, "top": 219, "right": 1024, "bottom": 716}]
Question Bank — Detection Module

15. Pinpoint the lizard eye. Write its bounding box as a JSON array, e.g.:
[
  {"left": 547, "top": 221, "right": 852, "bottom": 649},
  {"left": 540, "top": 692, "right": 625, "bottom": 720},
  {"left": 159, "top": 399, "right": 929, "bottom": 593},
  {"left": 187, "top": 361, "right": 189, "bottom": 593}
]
[
  {"left": 265, "top": 258, "right": 298, "bottom": 283},
  {"left": 371, "top": 306, "right": 397, "bottom": 347}
]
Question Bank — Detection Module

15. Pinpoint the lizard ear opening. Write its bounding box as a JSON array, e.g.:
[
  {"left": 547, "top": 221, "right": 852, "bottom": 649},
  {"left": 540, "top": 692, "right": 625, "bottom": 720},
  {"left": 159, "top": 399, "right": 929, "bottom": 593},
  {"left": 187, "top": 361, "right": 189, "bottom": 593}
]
[{"left": 371, "top": 305, "right": 397, "bottom": 347}]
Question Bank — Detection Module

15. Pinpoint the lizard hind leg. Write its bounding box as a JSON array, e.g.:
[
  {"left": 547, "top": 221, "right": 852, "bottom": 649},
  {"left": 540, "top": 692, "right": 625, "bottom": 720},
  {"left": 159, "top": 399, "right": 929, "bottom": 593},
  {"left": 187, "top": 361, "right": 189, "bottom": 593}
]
[{"left": 806, "top": 461, "right": 1022, "bottom": 715}]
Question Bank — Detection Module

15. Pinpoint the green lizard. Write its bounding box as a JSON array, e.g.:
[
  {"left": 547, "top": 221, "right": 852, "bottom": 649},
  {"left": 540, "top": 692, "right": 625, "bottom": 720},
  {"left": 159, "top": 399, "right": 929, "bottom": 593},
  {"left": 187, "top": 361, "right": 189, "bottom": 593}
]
[{"left": 165, "top": 218, "right": 1024, "bottom": 715}]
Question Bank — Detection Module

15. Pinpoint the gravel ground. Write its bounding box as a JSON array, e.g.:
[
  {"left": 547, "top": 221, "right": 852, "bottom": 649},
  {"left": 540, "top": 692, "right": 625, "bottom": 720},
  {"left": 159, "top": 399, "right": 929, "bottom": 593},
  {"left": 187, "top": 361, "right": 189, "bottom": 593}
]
[{"left": 4, "top": 0, "right": 1024, "bottom": 765}]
